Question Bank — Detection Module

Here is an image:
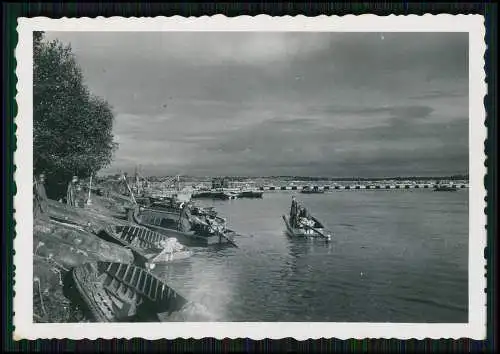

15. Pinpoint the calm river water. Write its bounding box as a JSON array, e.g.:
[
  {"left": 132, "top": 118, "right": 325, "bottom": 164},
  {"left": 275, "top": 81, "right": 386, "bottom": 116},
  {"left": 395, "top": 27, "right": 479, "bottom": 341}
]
[{"left": 153, "top": 190, "right": 468, "bottom": 322}]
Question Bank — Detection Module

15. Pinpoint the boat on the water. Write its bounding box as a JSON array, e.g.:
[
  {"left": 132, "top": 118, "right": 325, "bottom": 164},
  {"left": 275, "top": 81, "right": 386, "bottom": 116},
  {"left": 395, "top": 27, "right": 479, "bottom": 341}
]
[
  {"left": 139, "top": 196, "right": 224, "bottom": 221},
  {"left": 71, "top": 261, "right": 190, "bottom": 322},
  {"left": 136, "top": 198, "right": 227, "bottom": 225},
  {"left": 192, "top": 178, "right": 263, "bottom": 200},
  {"left": 141, "top": 197, "right": 184, "bottom": 214},
  {"left": 100, "top": 225, "right": 193, "bottom": 265},
  {"left": 193, "top": 189, "right": 264, "bottom": 200},
  {"left": 300, "top": 186, "right": 325, "bottom": 194},
  {"left": 433, "top": 184, "right": 458, "bottom": 192},
  {"left": 283, "top": 197, "right": 332, "bottom": 241},
  {"left": 127, "top": 206, "right": 238, "bottom": 247},
  {"left": 192, "top": 190, "right": 239, "bottom": 200},
  {"left": 237, "top": 190, "right": 264, "bottom": 198},
  {"left": 282, "top": 215, "right": 332, "bottom": 241}
]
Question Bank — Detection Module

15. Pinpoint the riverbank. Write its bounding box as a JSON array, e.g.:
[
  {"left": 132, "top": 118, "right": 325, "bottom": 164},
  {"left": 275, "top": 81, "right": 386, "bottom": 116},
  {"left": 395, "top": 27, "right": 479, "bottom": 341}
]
[{"left": 33, "top": 191, "right": 136, "bottom": 323}]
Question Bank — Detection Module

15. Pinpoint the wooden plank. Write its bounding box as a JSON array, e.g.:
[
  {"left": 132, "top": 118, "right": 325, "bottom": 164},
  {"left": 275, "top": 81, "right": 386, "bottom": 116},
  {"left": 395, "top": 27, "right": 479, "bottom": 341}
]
[
  {"left": 116, "top": 280, "right": 126, "bottom": 297},
  {"left": 135, "top": 269, "right": 144, "bottom": 290},
  {"left": 115, "top": 263, "right": 123, "bottom": 278},
  {"left": 160, "top": 284, "right": 166, "bottom": 299},
  {"left": 129, "top": 266, "right": 139, "bottom": 285},
  {"left": 147, "top": 278, "right": 155, "bottom": 299},
  {"left": 142, "top": 275, "right": 151, "bottom": 297},
  {"left": 123, "top": 226, "right": 131, "bottom": 240},
  {"left": 109, "top": 277, "right": 119, "bottom": 292},
  {"left": 122, "top": 263, "right": 132, "bottom": 283},
  {"left": 153, "top": 279, "right": 160, "bottom": 301},
  {"left": 131, "top": 228, "right": 140, "bottom": 242}
]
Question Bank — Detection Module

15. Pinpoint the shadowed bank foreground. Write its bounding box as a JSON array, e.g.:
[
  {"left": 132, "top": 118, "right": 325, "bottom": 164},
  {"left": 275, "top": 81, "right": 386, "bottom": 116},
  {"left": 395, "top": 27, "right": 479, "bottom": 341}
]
[{"left": 32, "top": 191, "right": 215, "bottom": 323}]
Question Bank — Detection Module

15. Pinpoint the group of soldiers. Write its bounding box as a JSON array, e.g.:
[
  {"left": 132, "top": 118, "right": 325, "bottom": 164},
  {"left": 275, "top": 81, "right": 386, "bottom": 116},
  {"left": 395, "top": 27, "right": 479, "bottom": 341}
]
[
  {"left": 289, "top": 196, "right": 311, "bottom": 229},
  {"left": 33, "top": 173, "right": 87, "bottom": 218},
  {"left": 177, "top": 201, "right": 225, "bottom": 235}
]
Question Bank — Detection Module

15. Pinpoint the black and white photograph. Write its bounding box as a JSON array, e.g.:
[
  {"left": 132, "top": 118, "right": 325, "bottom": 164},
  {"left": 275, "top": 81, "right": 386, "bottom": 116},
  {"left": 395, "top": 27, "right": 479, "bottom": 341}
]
[{"left": 15, "top": 15, "right": 486, "bottom": 340}]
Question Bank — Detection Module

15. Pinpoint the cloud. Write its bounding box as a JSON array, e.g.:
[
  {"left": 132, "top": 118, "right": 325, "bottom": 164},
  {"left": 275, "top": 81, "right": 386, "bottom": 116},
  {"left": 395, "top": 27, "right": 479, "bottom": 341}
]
[
  {"left": 409, "top": 89, "right": 468, "bottom": 100},
  {"left": 42, "top": 31, "right": 469, "bottom": 177}
]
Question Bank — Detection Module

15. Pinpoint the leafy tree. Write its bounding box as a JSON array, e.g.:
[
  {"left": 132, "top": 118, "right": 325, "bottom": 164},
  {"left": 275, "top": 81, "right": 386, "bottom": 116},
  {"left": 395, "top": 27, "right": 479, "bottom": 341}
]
[{"left": 33, "top": 31, "right": 118, "bottom": 199}]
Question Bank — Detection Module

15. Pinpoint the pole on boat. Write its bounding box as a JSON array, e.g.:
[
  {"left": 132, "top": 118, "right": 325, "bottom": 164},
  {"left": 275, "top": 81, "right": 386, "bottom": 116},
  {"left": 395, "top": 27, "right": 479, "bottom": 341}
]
[
  {"left": 217, "top": 228, "right": 238, "bottom": 248},
  {"left": 86, "top": 173, "right": 93, "bottom": 205}
]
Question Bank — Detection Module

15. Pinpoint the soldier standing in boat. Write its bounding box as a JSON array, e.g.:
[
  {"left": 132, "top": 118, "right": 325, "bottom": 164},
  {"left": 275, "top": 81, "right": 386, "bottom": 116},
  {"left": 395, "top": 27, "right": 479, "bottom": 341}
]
[
  {"left": 290, "top": 196, "right": 299, "bottom": 227},
  {"left": 178, "top": 201, "right": 192, "bottom": 232},
  {"left": 299, "top": 205, "right": 308, "bottom": 219}
]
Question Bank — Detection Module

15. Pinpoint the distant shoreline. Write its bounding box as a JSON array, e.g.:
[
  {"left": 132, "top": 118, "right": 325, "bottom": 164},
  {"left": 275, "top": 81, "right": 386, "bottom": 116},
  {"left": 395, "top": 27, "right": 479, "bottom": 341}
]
[{"left": 99, "top": 174, "right": 469, "bottom": 183}]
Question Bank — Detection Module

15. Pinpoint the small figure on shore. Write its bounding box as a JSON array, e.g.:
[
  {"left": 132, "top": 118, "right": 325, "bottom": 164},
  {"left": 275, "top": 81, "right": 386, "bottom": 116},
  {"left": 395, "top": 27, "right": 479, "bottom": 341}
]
[
  {"left": 66, "top": 175, "right": 79, "bottom": 207},
  {"left": 34, "top": 173, "right": 49, "bottom": 219},
  {"left": 37, "top": 173, "right": 48, "bottom": 200}
]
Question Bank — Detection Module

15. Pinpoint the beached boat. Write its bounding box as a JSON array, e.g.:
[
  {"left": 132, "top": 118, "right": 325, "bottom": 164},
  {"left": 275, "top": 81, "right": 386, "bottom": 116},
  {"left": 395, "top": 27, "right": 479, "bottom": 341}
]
[
  {"left": 100, "top": 225, "right": 193, "bottom": 265},
  {"left": 300, "top": 186, "right": 325, "bottom": 194},
  {"left": 71, "top": 261, "right": 189, "bottom": 322},
  {"left": 127, "top": 207, "right": 238, "bottom": 247},
  {"left": 282, "top": 215, "right": 332, "bottom": 241}
]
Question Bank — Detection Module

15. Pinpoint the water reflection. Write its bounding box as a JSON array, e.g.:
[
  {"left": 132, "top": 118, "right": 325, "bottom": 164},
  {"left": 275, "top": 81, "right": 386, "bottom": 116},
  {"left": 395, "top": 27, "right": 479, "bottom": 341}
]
[
  {"left": 285, "top": 233, "right": 336, "bottom": 258},
  {"left": 152, "top": 260, "right": 193, "bottom": 281}
]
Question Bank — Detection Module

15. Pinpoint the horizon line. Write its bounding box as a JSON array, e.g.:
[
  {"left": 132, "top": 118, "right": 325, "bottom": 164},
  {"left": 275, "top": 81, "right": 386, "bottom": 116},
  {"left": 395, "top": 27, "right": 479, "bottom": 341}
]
[{"left": 98, "top": 173, "right": 469, "bottom": 180}]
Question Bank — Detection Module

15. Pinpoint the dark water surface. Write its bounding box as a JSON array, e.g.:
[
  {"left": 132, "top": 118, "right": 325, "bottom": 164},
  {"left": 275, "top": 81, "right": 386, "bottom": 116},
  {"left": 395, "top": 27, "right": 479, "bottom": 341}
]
[{"left": 153, "top": 190, "right": 468, "bottom": 322}]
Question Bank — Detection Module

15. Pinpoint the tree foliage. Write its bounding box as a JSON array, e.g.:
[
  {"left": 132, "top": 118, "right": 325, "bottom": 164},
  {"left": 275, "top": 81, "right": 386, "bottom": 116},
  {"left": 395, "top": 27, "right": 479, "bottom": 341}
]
[{"left": 33, "top": 31, "right": 118, "bottom": 198}]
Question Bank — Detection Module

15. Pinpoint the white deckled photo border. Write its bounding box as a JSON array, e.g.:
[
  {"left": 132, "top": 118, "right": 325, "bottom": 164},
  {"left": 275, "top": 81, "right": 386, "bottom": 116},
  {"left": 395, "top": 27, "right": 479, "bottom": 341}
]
[{"left": 14, "top": 14, "right": 487, "bottom": 340}]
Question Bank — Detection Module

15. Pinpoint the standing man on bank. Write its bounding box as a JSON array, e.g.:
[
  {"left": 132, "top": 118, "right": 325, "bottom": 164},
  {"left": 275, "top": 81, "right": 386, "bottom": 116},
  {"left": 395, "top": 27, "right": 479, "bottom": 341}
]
[
  {"left": 34, "top": 173, "right": 49, "bottom": 219},
  {"left": 178, "top": 201, "right": 192, "bottom": 232},
  {"left": 66, "top": 175, "right": 79, "bottom": 207}
]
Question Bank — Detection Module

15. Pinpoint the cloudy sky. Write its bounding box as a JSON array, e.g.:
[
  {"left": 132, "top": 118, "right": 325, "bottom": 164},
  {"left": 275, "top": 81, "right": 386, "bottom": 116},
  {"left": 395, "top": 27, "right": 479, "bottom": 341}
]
[{"left": 45, "top": 31, "right": 469, "bottom": 177}]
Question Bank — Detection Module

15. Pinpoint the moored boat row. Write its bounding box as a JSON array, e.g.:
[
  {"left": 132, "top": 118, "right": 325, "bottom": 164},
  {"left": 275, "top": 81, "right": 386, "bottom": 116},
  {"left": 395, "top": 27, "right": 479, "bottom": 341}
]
[{"left": 34, "top": 171, "right": 239, "bottom": 323}]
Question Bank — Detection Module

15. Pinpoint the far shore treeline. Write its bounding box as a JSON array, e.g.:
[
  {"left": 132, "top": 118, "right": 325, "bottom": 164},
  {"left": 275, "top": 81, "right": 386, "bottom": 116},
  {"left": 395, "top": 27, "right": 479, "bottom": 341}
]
[
  {"left": 98, "top": 174, "right": 469, "bottom": 183},
  {"left": 33, "top": 31, "right": 118, "bottom": 199}
]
